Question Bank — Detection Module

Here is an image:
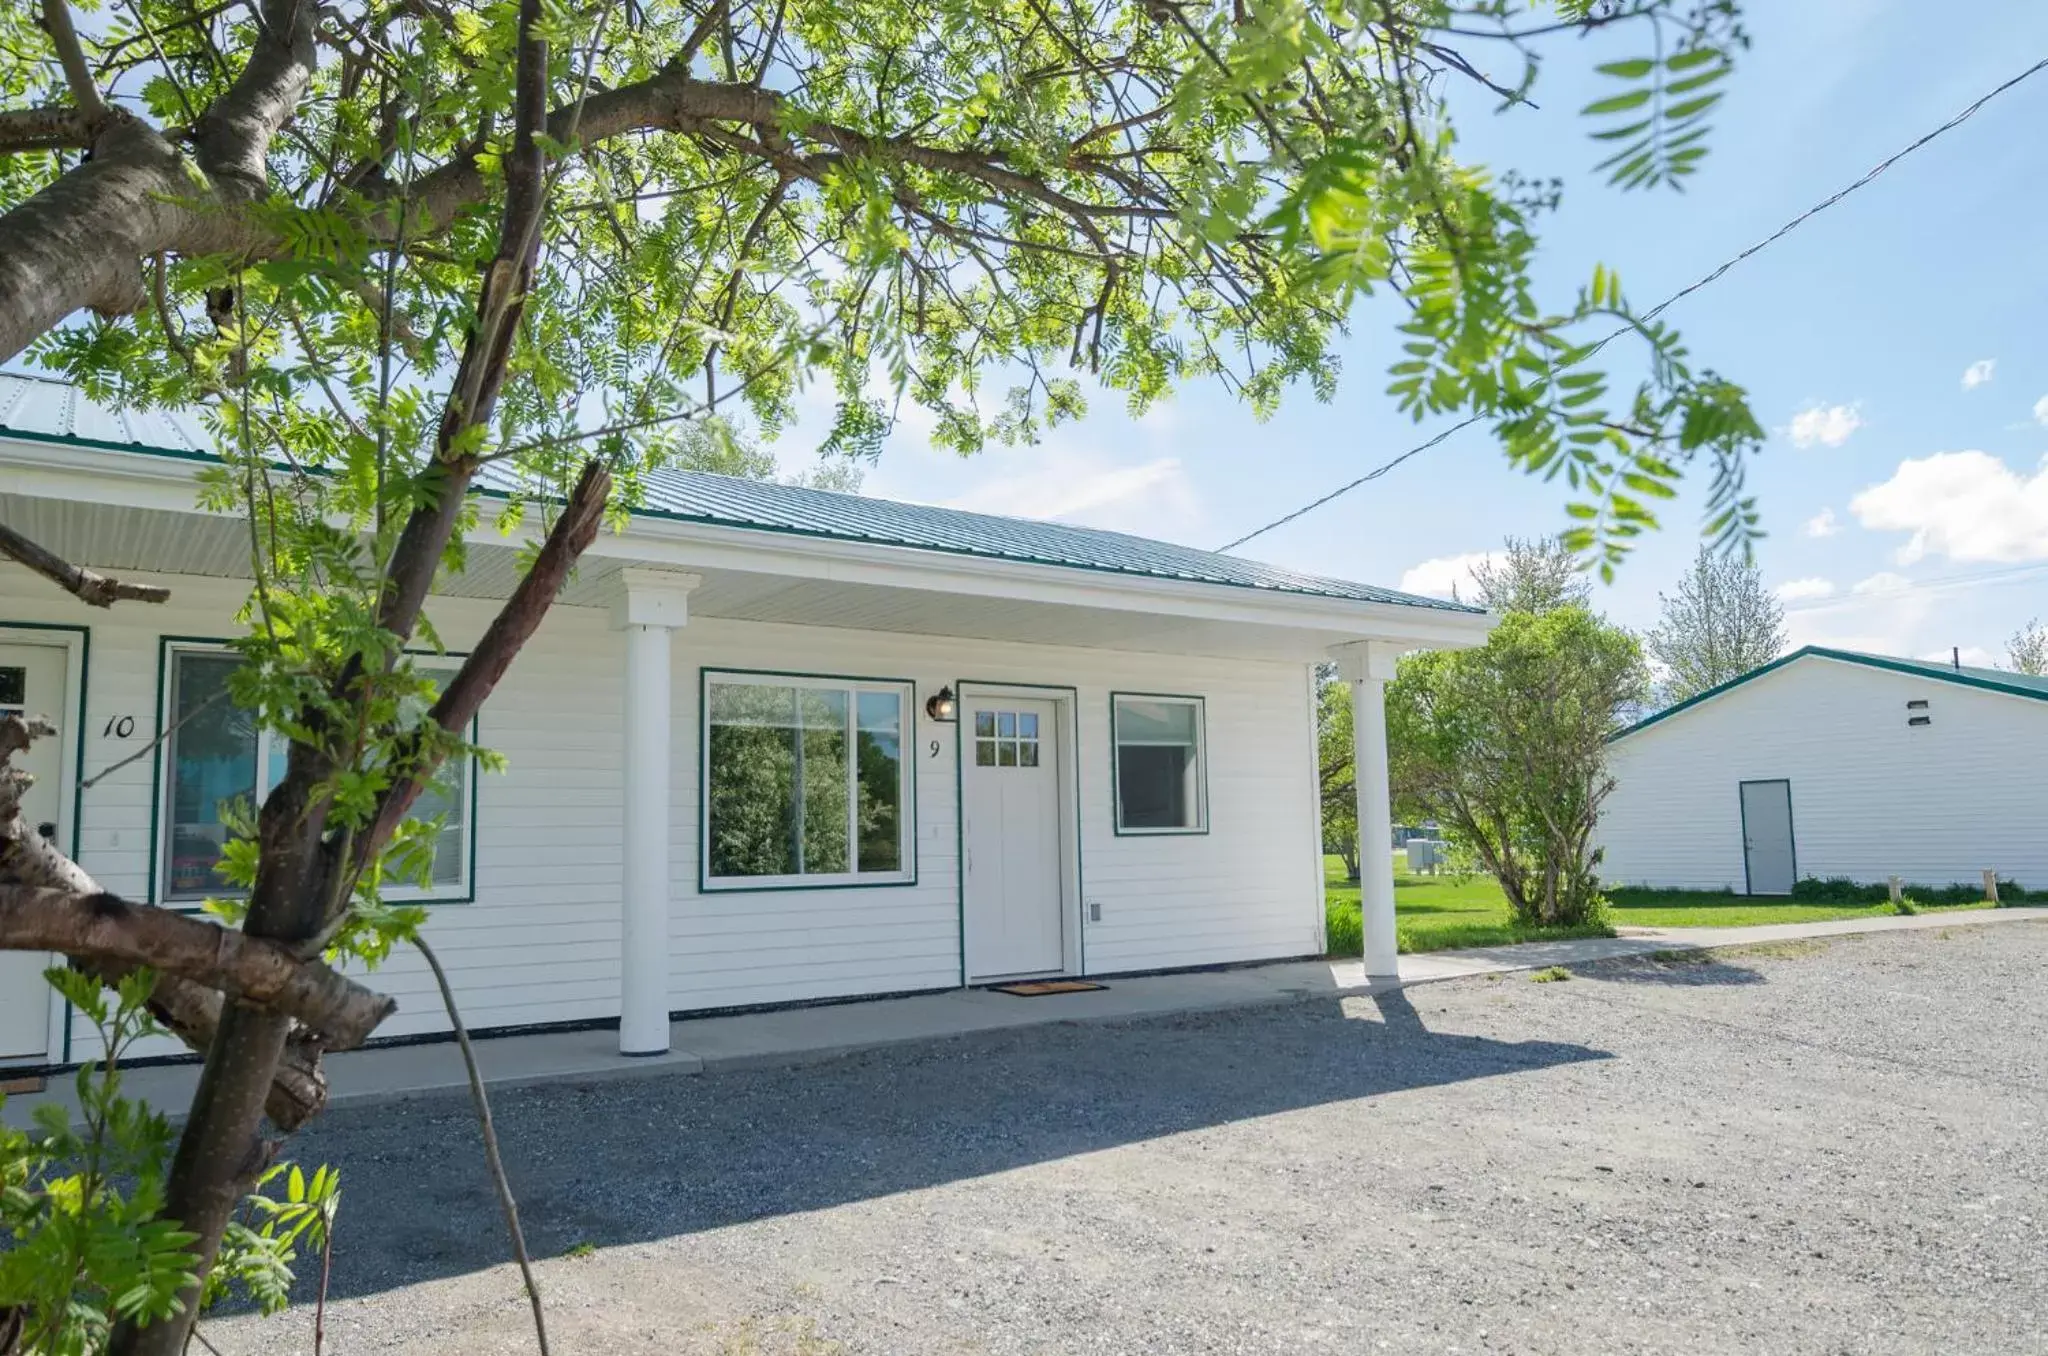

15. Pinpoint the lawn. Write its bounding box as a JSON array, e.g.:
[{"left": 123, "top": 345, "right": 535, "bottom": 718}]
[{"left": 1323, "top": 856, "right": 1998, "bottom": 956}]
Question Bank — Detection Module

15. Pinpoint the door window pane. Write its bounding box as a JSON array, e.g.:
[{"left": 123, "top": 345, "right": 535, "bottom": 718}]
[{"left": 1113, "top": 695, "right": 1206, "bottom": 832}]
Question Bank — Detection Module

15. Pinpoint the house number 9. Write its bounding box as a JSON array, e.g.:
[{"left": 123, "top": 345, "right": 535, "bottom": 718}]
[
  {"left": 929, "top": 739, "right": 941, "bottom": 759},
  {"left": 102, "top": 715, "right": 137, "bottom": 738}
]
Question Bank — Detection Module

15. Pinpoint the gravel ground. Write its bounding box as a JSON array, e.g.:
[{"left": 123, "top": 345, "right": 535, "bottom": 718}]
[{"left": 212, "top": 922, "right": 2047, "bottom": 1356}]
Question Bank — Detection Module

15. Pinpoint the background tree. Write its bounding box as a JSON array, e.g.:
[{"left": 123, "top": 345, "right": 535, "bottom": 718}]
[
  {"left": 1646, "top": 544, "right": 1787, "bottom": 702},
  {"left": 1387, "top": 608, "right": 1646, "bottom": 928},
  {"left": 678, "top": 419, "right": 867, "bottom": 492},
  {"left": 1314, "top": 666, "right": 1357, "bottom": 880},
  {"left": 1465, "top": 535, "right": 1592, "bottom": 615},
  {"left": 2006, "top": 618, "right": 2048, "bottom": 676},
  {"left": 0, "top": 0, "right": 1760, "bottom": 1349}
]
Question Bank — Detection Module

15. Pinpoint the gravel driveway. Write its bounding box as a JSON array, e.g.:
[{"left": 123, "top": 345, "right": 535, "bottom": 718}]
[{"left": 213, "top": 922, "right": 2047, "bottom": 1355}]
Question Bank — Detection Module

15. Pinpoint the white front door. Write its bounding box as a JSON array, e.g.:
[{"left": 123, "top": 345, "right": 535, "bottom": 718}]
[
  {"left": 962, "top": 697, "right": 1065, "bottom": 980},
  {"left": 1, "top": 642, "right": 67, "bottom": 1061}
]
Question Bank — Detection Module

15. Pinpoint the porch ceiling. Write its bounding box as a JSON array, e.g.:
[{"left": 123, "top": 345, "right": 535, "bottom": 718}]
[{"left": 0, "top": 495, "right": 1379, "bottom": 659}]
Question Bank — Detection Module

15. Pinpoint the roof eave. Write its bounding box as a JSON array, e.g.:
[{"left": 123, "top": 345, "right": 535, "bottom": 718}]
[{"left": 1, "top": 431, "right": 1492, "bottom": 647}]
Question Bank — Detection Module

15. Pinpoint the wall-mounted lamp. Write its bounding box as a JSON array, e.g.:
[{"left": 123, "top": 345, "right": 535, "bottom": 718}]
[{"left": 925, "top": 686, "right": 958, "bottom": 722}]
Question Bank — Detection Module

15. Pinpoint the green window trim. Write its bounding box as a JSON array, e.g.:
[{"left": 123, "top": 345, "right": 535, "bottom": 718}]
[
  {"left": 149, "top": 638, "right": 480, "bottom": 908},
  {"left": 698, "top": 668, "right": 919, "bottom": 894},
  {"left": 1109, "top": 691, "right": 1210, "bottom": 836}
]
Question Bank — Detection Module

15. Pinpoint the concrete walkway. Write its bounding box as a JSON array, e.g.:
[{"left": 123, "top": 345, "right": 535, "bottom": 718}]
[{"left": 8, "top": 905, "right": 2044, "bottom": 1126}]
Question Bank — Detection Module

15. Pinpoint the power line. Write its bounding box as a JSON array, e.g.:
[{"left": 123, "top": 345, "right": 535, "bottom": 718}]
[
  {"left": 1782, "top": 558, "right": 2048, "bottom": 614},
  {"left": 1214, "top": 53, "right": 2048, "bottom": 556}
]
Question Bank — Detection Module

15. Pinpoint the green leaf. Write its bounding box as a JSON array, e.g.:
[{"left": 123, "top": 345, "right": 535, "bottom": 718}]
[{"left": 1582, "top": 88, "right": 1653, "bottom": 116}]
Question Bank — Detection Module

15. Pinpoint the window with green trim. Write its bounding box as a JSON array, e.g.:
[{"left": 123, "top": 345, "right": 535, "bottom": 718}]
[
  {"left": 159, "top": 646, "right": 472, "bottom": 903},
  {"left": 1112, "top": 694, "right": 1207, "bottom": 833},
  {"left": 703, "top": 672, "right": 911, "bottom": 888}
]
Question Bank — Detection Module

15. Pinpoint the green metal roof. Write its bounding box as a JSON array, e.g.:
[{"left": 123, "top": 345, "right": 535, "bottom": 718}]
[
  {"left": 1611, "top": 645, "right": 2048, "bottom": 742},
  {"left": 0, "top": 372, "right": 1478, "bottom": 614}
]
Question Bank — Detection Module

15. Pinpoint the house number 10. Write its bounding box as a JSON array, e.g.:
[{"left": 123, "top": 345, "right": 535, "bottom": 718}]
[{"left": 102, "top": 715, "right": 137, "bottom": 738}]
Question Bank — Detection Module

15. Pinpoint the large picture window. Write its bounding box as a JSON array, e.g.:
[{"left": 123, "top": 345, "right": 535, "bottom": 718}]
[
  {"left": 1111, "top": 694, "right": 1207, "bottom": 834},
  {"left": 703, "top": 672, "right": 913, "bottom": 889},
  {"left": 159, "top": 645, "right": 473, "bottom": 903}
]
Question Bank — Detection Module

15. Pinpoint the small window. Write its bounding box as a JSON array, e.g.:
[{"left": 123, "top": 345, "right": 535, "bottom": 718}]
[
  {"left": 159, "top": 646, "right": 473, "bottom": 903},
  {"left": 972, "top": 708, "right": 1041, "bottom": 770},
  {"left": 1112, "top": 694, "right": 1207, "bottom": 833},
  {"left": 703, "top": 672, "right": 913, "bottom": 889}
]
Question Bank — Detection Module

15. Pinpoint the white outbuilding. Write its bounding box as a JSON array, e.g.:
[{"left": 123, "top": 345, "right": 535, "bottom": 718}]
[{"left": 1597, "top": 646, "right": 2048, "bottom": 895}]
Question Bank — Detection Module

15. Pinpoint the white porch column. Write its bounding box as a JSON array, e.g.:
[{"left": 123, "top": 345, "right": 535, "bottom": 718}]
[
  {"left": 1335, "top": 641, "right": 1404, "bottom": 979},
  {"left": 611, "top": 569, "right": 702, "bottom": 1056}
]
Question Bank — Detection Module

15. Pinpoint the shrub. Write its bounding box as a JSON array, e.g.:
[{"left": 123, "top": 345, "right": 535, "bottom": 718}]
[
  {"left": 1325, "top": 897, "right": 1362, "bottom": 957},
  {"left": 1790, "top": 876, "right": 1886, "bottom": 903},
  {"left": 1792, "top": 876, "right": 2022, "bottom": 906}
]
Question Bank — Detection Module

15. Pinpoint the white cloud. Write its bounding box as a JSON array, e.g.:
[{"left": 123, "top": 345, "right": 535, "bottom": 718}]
[
  {"left": 1803, "top": 507, "right": 1840, "bottom": 538},
  {"left": 938, "top": 451, "right": 1197, "bottom": 536},
  {"left": 1783, "top": 572, "right": 1936, "bottom": 658},
  {"left": 1962, "top": 359, "right": 1996, "bottom": 389},
  {"left": 1849, "top": 450, "right": 2048, "bottom": 564},
  {"left": 2033, "top": 394, "right": 2048, "bottom": 427},
  {"left": 1398, "top": 551, "right": 1505, "bottom": 601},
  {"left": 1852, "top": 571, "right": 1912, "bottom": 596},
  {"left": 1775, "top": 577, "right": 1835, "bottom": 602},
  {"left": 1787, "top": 403, "right": 1863, "bottom": 449}
]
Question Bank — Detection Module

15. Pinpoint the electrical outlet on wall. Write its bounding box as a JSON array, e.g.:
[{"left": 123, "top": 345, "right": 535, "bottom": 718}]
[{"left": 1087, "top": 899, "right": 1102, "bottom": 922}]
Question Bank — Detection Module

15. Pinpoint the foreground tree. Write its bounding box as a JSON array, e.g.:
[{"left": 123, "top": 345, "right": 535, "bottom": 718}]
[
  {"left": 1388, "top": 607, "right": 1645, "bottom": 927},
  {"left": 0, "top": 0, "right": 1760, "bottom": 1349},
  {"left": 1646, "top": 544, "right": 1786, "bottom": 702}
]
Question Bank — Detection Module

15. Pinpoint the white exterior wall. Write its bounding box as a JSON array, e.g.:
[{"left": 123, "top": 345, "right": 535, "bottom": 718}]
[
  {"left": 2, "top": 564, "right": 1324, "bottom": 1060},
  {"left": 1598, "top": 655, "right": 2048, "bottom": 891}
]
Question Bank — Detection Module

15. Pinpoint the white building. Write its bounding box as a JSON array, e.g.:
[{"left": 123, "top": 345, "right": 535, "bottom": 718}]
[
  {"left": 0, "top": 375, "right": 1491, "bottom": 1070},
  {"left": 1598, "top": 646, "right": 2048, "bottom": 895}
]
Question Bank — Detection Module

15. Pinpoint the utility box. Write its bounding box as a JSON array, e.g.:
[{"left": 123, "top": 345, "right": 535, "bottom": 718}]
[{"left": 1406, "top": 838, "right": 1444, "bottom": 874}]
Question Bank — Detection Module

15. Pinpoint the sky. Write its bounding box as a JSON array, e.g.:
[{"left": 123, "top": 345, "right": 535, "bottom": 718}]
[{"left": 765, "top": 0, "right": 2048, "bottom": 668}]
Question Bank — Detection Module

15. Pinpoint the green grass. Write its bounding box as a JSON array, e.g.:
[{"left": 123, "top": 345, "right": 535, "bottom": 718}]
[
  {"left": 1323, "top": 857, "right": 1614, "bottom": 954},
  {"left": 1321, "top": 856, "right": 1997, "bottom": 957},
  {"left": 1602, "top": 886, "right": 1992, "bottom": 928}
]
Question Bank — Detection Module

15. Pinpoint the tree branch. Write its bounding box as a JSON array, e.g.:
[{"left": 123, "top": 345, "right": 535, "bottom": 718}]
[
  {"left": 0, "top": 518, "right": 173, "bottom": 606},
  {"left": 190, "top": 0, "right": 318, "bottom": 202},
  {"left": 1, "top": 714, "right": 374, "bottom": 1122},
  {"left": 0, "top": 105, "right": 96, "bottom": 153},
  {"left": 0, "top": 886, "right": 396, "bottom": 1049},
  {"left": 353, "top": 457, "right": 612, "bottom": 876},
  {"left": 37, "top": 0, "right": 106, "bottom": 120}
]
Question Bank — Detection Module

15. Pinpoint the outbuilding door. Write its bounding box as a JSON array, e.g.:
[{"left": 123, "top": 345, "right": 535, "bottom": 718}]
[
  {"left": 1, "top": 640, "right": 67, "bottom": 1062},
  {"left": 1740, "top": 779, "right": 1796, "bottom": 896},
  {"left": 962, "top": 697, "right": 1066, "bottom": 981}
]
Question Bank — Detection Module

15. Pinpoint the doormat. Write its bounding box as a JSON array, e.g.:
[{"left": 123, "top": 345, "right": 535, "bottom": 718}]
[{"left": 990, "top": 980, "right": 1107, "bottom": 997}]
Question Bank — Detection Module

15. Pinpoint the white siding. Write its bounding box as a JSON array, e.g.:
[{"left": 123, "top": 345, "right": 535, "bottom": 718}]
[
  {"left": 3, "top": 563, "right": 1324, "bottom": 1059},
  {"left": 1598, "top": 655, "right": 2048, "bottom": 891},
  {"left": 665, "top": 619, "right": 1324, "bottom": 1009}
]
